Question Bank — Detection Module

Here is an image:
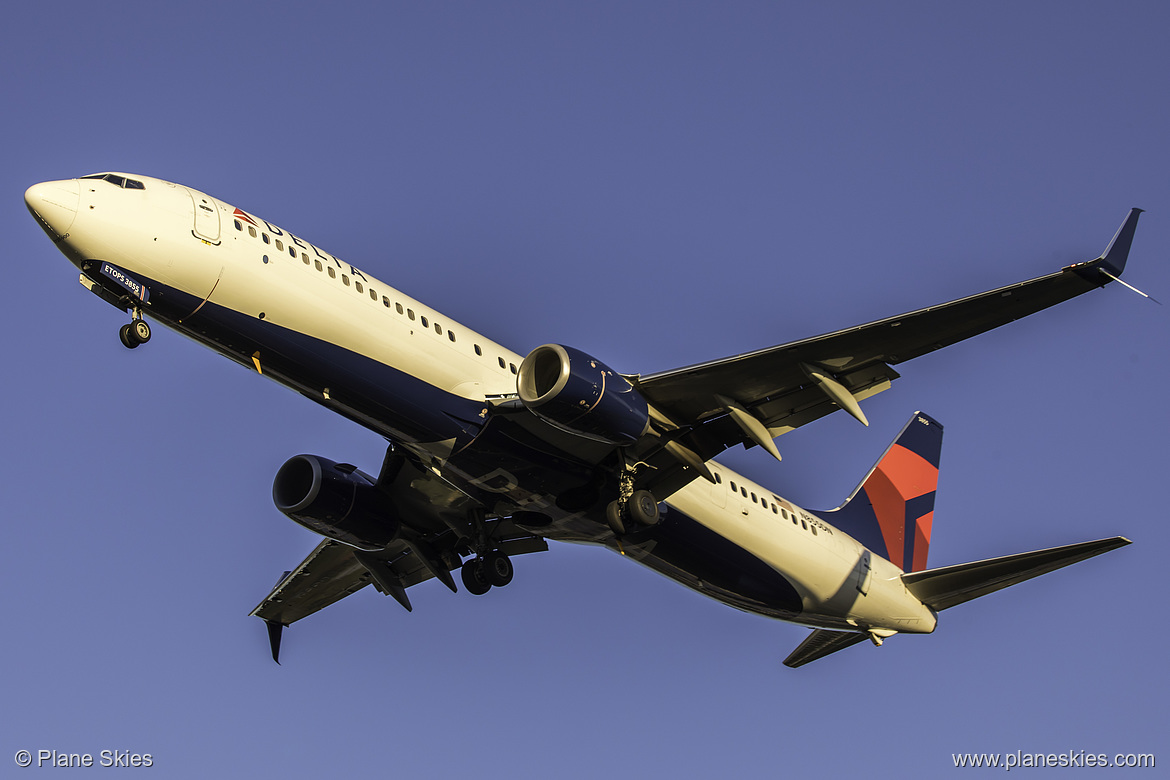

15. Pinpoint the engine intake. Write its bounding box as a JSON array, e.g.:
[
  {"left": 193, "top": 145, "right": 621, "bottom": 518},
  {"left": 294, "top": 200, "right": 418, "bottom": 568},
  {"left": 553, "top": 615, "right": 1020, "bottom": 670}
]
[
  {"left": 272, "top": 454, "right": 399, "bottom": 551},
  {"left": 517, "top": 344, "right": 650, "bottom": 445}
]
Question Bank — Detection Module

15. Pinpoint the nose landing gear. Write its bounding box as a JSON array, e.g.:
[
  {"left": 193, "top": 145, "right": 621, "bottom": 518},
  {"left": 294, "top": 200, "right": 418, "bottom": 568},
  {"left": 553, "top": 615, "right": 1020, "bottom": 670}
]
[{"left": 118, "top": 310, "right": 152, "bottom": 349}]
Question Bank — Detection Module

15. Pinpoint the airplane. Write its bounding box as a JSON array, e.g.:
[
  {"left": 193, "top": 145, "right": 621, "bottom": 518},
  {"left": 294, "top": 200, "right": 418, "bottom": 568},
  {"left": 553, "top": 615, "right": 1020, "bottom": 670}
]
[{"left": 24, "top": 172, "right": 1142, "bottom": 667}]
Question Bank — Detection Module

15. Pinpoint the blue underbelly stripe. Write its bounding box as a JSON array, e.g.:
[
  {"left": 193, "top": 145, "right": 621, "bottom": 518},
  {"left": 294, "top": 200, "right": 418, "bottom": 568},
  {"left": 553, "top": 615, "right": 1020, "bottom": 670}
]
[
  {"left": 135, "top": 273, "right": 486, "bottom": 445},
  {"left": 128, "top": 270, "right": 805, "bottom": 619}
]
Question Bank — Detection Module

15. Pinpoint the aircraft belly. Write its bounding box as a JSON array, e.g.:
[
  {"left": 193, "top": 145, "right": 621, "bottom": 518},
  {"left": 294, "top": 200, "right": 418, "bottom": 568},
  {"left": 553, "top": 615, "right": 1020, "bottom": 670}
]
[
  {"left": 125, "top": 274, "right": 488, "bottom": 447},
  {"left": 120, "top": 274, "right": 921, "bottom": 630},
  {"left": 664, "top": 482, "right": 893, "bottom": 625},
  {"left": 612, "top": 509, "right": 805, "bottom": 618}
]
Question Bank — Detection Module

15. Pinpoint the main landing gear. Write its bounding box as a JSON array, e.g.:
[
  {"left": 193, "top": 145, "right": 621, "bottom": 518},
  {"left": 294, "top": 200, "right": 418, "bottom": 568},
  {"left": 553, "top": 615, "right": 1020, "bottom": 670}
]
[
  {"left": 460, "top": 550, "right": 513, "bottom": 596},
  {"left": 458, "top": 507, "right": 515, "bottom": 596},
  {"left": 605, "top": 463, "right": 661, "bottom": 535},
  {"left": 118, "top": 310, "right": 151, "bottom": 350},
  {"left": 606, "top": 489, "right": 660, "bottom": 535}
]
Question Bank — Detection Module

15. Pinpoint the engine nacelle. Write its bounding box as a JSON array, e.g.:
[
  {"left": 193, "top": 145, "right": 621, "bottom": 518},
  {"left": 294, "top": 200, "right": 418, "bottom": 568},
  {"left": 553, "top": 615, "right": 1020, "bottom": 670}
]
[
  {"left": 517, "top": 344, "right": 650, "bottom": 445},
  {"left": 272, "top": 454, "right": 399, "bottom": 551}
]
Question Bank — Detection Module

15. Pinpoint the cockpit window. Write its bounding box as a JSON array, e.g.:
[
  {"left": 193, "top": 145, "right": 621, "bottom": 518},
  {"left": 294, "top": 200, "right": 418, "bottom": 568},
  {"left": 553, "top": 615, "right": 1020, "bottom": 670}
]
[{"left": 81, "top": 173, "right": 146, "bottom": 190}]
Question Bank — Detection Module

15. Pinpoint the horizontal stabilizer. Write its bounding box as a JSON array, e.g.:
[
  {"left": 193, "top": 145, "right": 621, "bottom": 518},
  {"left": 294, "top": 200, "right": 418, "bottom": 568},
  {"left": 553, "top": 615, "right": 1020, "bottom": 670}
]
[
  {"left": 901, "top": 536, "right": 1130, "bottom": 612},
  {"left": 783, "top": 629, "right": 869, "bottom": 668}
]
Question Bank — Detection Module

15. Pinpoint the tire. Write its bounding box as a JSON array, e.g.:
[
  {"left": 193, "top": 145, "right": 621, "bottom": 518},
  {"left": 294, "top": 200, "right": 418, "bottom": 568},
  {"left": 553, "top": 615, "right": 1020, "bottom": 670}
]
[
  {"left": 461, "top": 559, "right": 491, "bottom": 596},
  {"left": 605, "top": 500, "right": 626, "bottom": 535},
  {"left": 483, "top": 551, "right": 514, "bottom": 587},
  {"left": 132, "top": 319, "right": 151, "bottom": 343},
  {"left": 119, "top": 323, "right": 139, "bottom": 349},
  {"left": 627, "top": 490, "right": 660, "bottom": 526}
]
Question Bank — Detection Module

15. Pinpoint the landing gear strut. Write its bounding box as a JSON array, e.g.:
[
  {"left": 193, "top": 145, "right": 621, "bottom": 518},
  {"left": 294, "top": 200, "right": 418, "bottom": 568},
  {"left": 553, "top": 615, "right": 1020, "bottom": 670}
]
[
  {"left": 459, "top": 508, "right": 515, "bottom": 596},
  {"left": 606, "top": 463, "right": 661, "bottom": 535},
  {"left": 119, "top": 309, "right": 151, "bottom": 349}
]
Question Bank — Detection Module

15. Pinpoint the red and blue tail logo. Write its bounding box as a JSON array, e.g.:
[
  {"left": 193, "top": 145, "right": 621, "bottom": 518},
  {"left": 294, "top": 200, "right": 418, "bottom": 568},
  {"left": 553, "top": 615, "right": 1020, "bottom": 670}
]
[{"left": 824, "top": 412, "right": 943, "bottom": 573}]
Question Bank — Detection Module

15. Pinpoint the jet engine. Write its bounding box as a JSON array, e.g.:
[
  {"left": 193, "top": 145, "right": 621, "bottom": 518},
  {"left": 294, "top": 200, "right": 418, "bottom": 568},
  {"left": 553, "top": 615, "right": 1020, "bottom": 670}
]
[
  {"left": 272, "top": 454, "right": 398, "bottom": 551},
  {"left": 516, "top": 344, "right": 650, "bottom": 445}
]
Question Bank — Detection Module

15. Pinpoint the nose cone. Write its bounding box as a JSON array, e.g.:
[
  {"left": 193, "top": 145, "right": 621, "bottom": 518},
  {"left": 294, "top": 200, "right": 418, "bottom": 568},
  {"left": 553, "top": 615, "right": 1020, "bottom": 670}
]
[{"left": 25, "top": 179, "right": 80, "bottom": 240}]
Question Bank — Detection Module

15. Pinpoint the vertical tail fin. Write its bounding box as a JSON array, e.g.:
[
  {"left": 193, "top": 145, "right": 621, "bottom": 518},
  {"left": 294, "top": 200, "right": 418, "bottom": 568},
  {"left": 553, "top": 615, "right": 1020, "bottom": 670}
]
[{"left": 822, "top": 412, "right": 943, "bottom": 573}]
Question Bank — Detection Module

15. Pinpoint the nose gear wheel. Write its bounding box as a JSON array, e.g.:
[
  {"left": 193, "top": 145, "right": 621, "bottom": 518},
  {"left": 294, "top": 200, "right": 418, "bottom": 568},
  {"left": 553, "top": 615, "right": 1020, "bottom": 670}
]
[{"left": 119, "top": 309, "right": 151, "bottom": 349}]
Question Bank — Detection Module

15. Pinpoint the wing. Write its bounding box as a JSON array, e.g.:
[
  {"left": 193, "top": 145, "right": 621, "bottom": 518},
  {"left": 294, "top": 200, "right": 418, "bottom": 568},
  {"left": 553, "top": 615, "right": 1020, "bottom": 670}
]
[
  {"left": 251, "top": 521, "right": 548, "bottom": 662},
  {"left": 635, "top": 209, "right": 1143, "bottom": 468},
  {"left": 250, "top": 539, "right": 372, "bottom": 631}
]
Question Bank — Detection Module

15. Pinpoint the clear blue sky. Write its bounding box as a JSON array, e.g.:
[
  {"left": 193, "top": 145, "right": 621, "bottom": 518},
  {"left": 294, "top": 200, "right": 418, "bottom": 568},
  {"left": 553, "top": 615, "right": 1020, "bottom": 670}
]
[{"left": 3, "top": 2, "right": 1166, "bottom": 777}]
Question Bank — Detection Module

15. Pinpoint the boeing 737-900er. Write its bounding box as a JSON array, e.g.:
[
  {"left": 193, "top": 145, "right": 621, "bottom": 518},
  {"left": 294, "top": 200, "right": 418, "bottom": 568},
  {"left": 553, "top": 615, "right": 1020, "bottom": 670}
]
[{"left": 24, "top": 173, "right": 1142, "bottom": 667}]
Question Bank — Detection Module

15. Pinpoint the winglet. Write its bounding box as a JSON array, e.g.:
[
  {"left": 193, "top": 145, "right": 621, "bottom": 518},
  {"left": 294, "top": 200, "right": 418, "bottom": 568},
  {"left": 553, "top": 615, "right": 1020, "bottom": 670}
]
[
  {"left": 1097, "top": 207, "right": 1143, "bottom": 277},
  {"left": 265, "top": 620, "right": 284, "bottom": 665}
]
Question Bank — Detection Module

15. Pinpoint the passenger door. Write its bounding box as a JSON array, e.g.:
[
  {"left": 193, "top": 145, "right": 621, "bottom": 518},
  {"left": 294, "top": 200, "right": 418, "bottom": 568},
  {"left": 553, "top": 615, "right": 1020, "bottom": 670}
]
[{"left": 185, "top": 186, "right": 221, "bottom": 244}]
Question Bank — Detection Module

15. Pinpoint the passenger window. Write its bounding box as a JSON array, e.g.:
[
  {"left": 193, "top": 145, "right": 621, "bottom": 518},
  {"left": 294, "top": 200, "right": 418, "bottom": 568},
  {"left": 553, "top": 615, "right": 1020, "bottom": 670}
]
[
  {"left": 275, "top": 239, "right": 284, "bottom": 251},
  {"left": 792, "top": 515, "right": 798, "bottom": 525},
  {"left": 510, "top": 363, "right": 517, "bottom": 374},
  {"left": 302, "top": 254, "right": 309, "bottom": 265},
  {"left": 342, "top": 275, "right": 350, "bottom": 286},
  {"left": 395, "top": 303, "right": 404, "bottom": 314},
  {"left": 407, "top": 309, "right": 415, "bottom": 321},
  {"left": 248, "top": 226, "right": 257, "bottom": 238},
  {"left": 290, "top": 247, "right": 298, "bottom": 259},
  {"left": 751, "top": 492, "right": 757, "bottom": 503},
  {"left": 420, "top": 315, "right": 429, "bottom": 327},
  {"left": 263, "top": 234, "right": 270, "bottom": 244},
  {"left": 328, "top": 267, "right": 336, "bottom": 278},
  {"left": 314, "top": 260, "right": 322, "bottom": 271},
  {"left": 234, "top": 220, "right": 243, "bottom": 231},
  {"left": 730, "top": 481, "right": 737, "bottom": 492},
  {"left": 801, "top": 520, "right": 807, "bottom": 530},
  {"left": 714, "top": 473, "right": 722, "bottom": 484},
  {"left": 498, "top": 357, "right": 506, "bottom": 369},
  {"left": 811, "top": 526, "right": 818, "bottom": 536},
  {"left": 355, "top": 281, "right": 363, "bottom": 293},
  {"left": 448, "top": 331, "right": 456, "bottom": 342},
  {"left": 741, "top": 487, "right": 747, "bottom": 497},
  {"left": 474, "top": 344, "right": 482, "bottom": 356},
  {"left": 382, "top": 296, "right": 391, "bottom": 307},
  {"left": 370, "top": 289, "right": 378, "bottom": 301},
  {"left": 434, "top": 323, "right": 442, "bottom": 335},
  {"left": 772, "top": 504, "right": 778, "bottom": 514}
]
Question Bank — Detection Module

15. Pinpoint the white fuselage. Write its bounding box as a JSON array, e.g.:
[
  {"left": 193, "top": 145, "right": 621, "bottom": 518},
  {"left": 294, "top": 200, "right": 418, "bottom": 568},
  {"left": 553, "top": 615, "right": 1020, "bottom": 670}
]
[{"left": 27, "top": 173, "right": 937, "bottom": 637}]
